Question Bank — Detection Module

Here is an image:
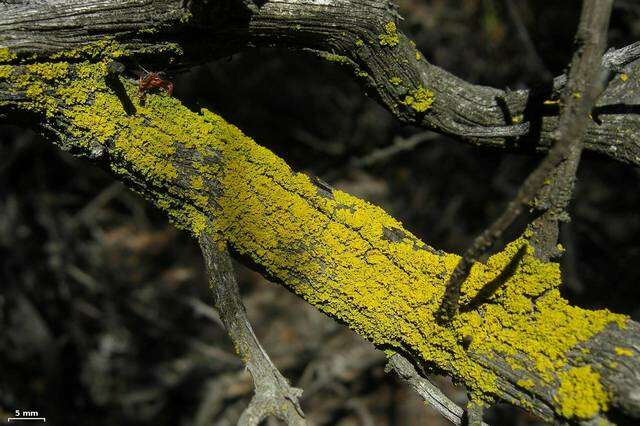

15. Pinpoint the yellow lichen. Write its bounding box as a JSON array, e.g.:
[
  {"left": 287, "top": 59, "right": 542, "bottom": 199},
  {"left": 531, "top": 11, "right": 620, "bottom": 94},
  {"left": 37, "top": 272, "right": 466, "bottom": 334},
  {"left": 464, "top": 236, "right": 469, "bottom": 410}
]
[
  {"left": 512, "top": 114, "right": 524, "bottom": 124},
  {"left": 0, "top": 47, "right": 17, "bottom": 63},
  {"left": 323, "top": 53, "right": 349, "bottom": 65},
  {"left": 517, "top": 379, "right": 535, "bottom": 390},
  {"left": 5, "top": 57, "right": 628, "bottom": 418},
  {"left": 379, "top": 22, "right": 400, "bottom": 47},
  {"left": 139, "top": 27, "right": 159, "bottom": 35},
  {"left": 26, "top": 62, "right": 69, "bottom": 80},
  {"left": 620, "top": 73, "right": 628, "bottom": 82},
  {"left": 50, "top": 39, "right": 125, "bottom": 61},
  {"left": 389, "top": 76, "right": 402, "bottom": 86},
  {"left": 0, "top": 67, "right": 11, "bottom": 80},
  {"left": 554, "top": 366, "right": 609, "bottom": 419},
  {"left": 615, "top": 347, "right": 633, "bottom": 357},
  {"left": 2, "top": 61, "right": 71, "bottom": 117},
  {"left": 191, "top": 175, "right": 205, "bottom": 190},
  {"left": 403, "top": 86, "right": 435, "bottom": 112}
]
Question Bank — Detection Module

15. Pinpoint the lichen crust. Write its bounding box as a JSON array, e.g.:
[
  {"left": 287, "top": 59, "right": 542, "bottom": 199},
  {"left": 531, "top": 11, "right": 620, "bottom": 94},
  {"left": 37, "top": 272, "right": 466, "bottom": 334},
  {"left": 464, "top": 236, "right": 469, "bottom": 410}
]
[{"left": 2, "top": 56, "right": 628, "bottom": 418}]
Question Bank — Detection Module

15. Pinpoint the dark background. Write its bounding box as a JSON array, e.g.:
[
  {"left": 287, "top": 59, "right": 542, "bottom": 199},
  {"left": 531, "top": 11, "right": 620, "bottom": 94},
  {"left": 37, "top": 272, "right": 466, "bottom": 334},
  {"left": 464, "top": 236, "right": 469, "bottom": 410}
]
[{"left": 1, "top": 1, "right": 639, "bottom": 425}]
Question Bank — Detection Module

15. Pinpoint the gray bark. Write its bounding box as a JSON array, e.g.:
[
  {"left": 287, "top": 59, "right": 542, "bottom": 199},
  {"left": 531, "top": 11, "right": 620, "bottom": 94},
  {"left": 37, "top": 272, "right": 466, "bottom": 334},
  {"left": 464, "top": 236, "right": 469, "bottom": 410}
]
[{"left": 1, "top": 0, "right": 639, "bottom": 166}]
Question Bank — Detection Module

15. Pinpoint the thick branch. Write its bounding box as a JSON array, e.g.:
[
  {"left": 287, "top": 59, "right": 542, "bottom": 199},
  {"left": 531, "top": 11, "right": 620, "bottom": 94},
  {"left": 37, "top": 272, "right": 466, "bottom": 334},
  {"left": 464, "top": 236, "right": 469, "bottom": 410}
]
[
  {"left": 1, "top": 60, "right": 639, "bottom": 423},
  {"left": 1, "top": 0, "right": 640, "bottom": 167}
]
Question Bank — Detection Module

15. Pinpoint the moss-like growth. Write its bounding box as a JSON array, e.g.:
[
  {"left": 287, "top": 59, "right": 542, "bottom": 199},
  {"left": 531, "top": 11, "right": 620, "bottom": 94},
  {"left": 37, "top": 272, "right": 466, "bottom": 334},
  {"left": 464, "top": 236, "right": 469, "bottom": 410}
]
[
  {"left": 138, "top": 27, "right": 159, "bottom": 35},
  {"left": 517, "top": 379, "right": 535, "bottom": 390},
  {"left": 379, "top": 22, "right": 400, "bottom": 47},
  {"left": 26, "top": 62, "right": 70, "bottom": 80},
  {"left": 403, "top": 86, "right": 435, "bottom": 112},
  {"left": 0, "top": 65, "right": 12, "bottom": 79}
]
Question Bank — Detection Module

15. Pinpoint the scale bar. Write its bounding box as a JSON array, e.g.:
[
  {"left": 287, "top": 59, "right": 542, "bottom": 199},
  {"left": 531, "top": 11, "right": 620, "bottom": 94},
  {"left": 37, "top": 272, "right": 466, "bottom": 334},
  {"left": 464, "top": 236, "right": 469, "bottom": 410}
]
[{"left": 7, "top": 418, "right": 46, "bottom": 422}]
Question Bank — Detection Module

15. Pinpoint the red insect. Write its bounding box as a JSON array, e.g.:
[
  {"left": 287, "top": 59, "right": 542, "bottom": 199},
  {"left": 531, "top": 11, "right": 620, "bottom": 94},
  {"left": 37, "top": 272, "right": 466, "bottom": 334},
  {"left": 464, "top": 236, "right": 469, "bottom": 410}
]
[{"left": 137, "top": 68, "right": 174, "bottom": 99}]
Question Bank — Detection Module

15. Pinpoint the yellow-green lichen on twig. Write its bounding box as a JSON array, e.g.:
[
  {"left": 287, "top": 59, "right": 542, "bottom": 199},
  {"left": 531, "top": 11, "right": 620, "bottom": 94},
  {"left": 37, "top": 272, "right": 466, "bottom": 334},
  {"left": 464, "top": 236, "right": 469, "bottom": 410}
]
[
  {"left": 614, "top": 347, "right": 633, "bottom": 357},
  {"left": 0, "top": 47, "right": 17, "bottom": 63},
  {"left": 517, "top": 378, "right": 535, "bottom": 390},
  {"left": 322, "top": 53, "right": 350, "bottom": 65},
  {"left": 0, "top": 65, "right": 12, "bottom": 79},
  {"left": 26, "top": 62, "right": 70, "bottom": 81},
  {"left": 5, "top": 57, "right": 628, "bottom": 418},
  {"left": 47, "top": 38, "right": 181, "bottom": 64},
  {"left": 554, "top": 366, "right": 610, "bottom": 419},
  {"left": 404, "top": 86, "right": 435, "bottom": 112},
  {"left": 379, "top": 22, "right": 400, "bottom": 47},
  {"left": 0, "top": 61, "right": 72, "bottom": 117},
  {"left": 50, "top": 39, "right": 126, "bottom": 61},
  {"left": 212, "top": 136, "right": 625, "bottom": 409}
]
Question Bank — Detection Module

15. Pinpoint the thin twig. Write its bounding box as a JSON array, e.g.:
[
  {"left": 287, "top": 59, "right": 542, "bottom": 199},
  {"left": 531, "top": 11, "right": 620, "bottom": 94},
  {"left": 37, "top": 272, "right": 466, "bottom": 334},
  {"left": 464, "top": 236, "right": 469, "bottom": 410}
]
[
  {"left": 528, "top": 0, "right": 615, "bottom": 258},
  {"left": 466, "top": 399, "right": 484, "bottom": 426},
  {"left": 437, "top": 0, "right": 614, "bottom": 322},
  {"left": 198, "top": 231, "right": 306, "bottom": 426},
  {"left": 349, "top": 131, "right": 439, "bottom": 169},
  {"left": 386, "top": 353, "right": 490, "bottom": 426}
]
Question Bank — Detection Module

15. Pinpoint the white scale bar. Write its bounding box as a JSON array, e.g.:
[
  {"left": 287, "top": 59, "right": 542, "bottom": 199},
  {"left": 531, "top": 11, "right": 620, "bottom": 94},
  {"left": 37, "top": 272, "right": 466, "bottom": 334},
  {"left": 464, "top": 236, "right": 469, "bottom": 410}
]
[{"left": 7, "top": 418, "right": 46, "bottom": 422}]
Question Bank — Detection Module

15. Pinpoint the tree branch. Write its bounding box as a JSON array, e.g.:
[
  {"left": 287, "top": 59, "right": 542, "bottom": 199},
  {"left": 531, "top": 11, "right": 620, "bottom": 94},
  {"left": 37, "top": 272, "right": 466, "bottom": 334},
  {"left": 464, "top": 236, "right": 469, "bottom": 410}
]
[
  {"left": 1, "top": 57, "right": 639, "bottom": 423},
  {"left": 198, "top": 231, "right": 305, "bottom": 425},
  {"left": 386, "top": 353, "right": 490, "bottom": 426},
  {"left": 436, "top": 0, "right": 614, "bottom": 321},
  {"left": 3, "top": 2, "right": 640, "bottom": 423},
  {"left": 1, "top": 0, "right": 640, "bottom": 166},
  {"left": 528, "top": 0, "right": 613, "bottom": 259}
]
